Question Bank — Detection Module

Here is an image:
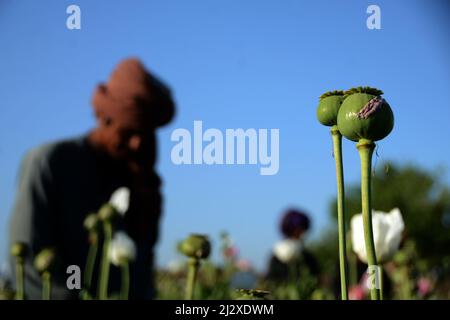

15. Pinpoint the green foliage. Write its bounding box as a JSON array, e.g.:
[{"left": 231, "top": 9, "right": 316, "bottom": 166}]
[
  {"left": 309, "top": 228, "right": 339, "bottom": 275},
  {"left": 330, "top": 161, "right": 450, "bottom": 264},
  {"left": 261, "top": 268, "right": 319, "bottom": 300},
  {"left": 234, "top": 289, "right": 270, "bottom": 300}
]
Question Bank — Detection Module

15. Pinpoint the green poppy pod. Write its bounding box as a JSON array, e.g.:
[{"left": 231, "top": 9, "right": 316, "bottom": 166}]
[
  {"left": 11, "top": 242, "right": 28, "bottom": 258},
  {"left": 98, "top": 203, "right": 119, "bottom": 222},
  {"left": 316, "top": 90, "right": 345, "bottom": 126},
  {"left": 83, "top": 213, "right": 100, "bottom": 232},
  {"left": 34, "top": 248, "right": 56, "bottom": 274},
  {"left": 178, "top": 234, "right": 211, "bottom": 259},
  {"left": 337, "top": 87, "right": 394, "bottom": 142}
]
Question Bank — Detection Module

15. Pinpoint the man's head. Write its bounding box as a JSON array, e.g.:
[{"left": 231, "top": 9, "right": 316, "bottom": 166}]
[
  {"left": 280, "top": 209, "right": 311, "bottom": 240},
  {"left": 90, "top": 58, "right": 175, "bottom": 163}
]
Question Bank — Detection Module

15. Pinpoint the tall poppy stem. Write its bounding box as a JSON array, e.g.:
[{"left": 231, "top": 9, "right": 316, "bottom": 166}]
[
  {"left": 83, "top": 236, "right": 98, "bottom": 299},
  {"left": 120, "top": 262, "right": 130, "bottom": 300},
  {"left": 15, "top": 258, "right": 25, "bottom": 300},
  {"left": 331, "top": 126, "right": 349, "bottom": 300},
  {"left": 42, "top": 271, "right": 51, "bottom": 300},
  {"left": 185, "top": 258, "right": 200, "bottom": 300},
  {"left": 98, "top": 221, "right": 112, "bottom": 300},
  {"left": 357, "top": 139, "right": 380, "bottom": 300}
]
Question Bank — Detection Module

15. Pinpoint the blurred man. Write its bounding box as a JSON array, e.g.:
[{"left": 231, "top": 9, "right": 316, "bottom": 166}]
[
  {"left": 265, "top": 209, "right": 318, "bottom": 282},
  {"left": 8, "top": 58, "right": 175, "bottom": 299}
]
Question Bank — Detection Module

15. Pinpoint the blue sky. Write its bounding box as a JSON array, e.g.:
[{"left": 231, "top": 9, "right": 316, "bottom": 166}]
[{"left": 0, "top": 0, "right": 449, "bottom": 272}]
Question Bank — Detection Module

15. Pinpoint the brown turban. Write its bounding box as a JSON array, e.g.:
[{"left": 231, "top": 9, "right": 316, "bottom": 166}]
[{"left": 92, "top": 58, "right": 175, "bottom": 128}]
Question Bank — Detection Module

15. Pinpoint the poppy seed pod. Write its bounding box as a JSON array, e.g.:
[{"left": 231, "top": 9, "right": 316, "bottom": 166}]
[
  {"left": 34, "top": 248, "right": 56, "bottom": 274},
  {"left": 11, "top": 242, "right": 28, "bottom": 258},
  {"left": 337, "top": 87, "right": 394, "bottom": 142},
  {"left": 98, "top": 203, "right": 119, "bottom": 222},
  {"left": 316, "top": 90, "right": 345, "bottom": 126},
  {"left": 83, "top": 213, "right": 100, "bottom": 232},
  {"left": 178, "top": 234, "right": 211, "bottom": 259}
]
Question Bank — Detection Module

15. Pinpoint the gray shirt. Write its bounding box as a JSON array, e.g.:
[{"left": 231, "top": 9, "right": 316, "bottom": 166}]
[{"left": 8, "top": 135, "right": 162, "bottom": 299}]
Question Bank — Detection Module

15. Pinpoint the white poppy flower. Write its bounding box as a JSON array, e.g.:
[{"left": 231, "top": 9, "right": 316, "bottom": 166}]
[
  {"left": 273, "top": 239, "right": 303, "bottom": 264},
  {"left": 109, "top": 187, "right": 130, "bottom": 216},
  {"left": 351, "top": 208, "right": 405, "bottom": 264},
  {"left": 109, "top": 231, "right": 136, "bottom": 266}
]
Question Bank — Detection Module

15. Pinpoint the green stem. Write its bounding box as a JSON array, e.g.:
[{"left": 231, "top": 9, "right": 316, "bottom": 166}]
[
  {"left": 83, "top": 236, "right": 98, "bottom": 299},
  {"left": 185, "top": 258, "right": 200, "bottom": 300},
  {"left": 120, "top": 262, "right": 130, "bottom": 300},
  {"left": 357, "top": 139, "right": 380, "bottom": 300},
  {"left": 42, "top": 271, "right": 51, "bottom": 300},
  {"left": 331, "top": 126, "right": 349, "bottom": 300},
  {"left": 98, "top": 221, "right": 112, "bottom": 300},
  {"left": 16, "top": 257, "right": 25, "bottom": 300},
  {"left": 379, "top": 264, "right": 384, "bottom": 300},
  {"left": 15, "top": 258, "right": 24, "bottom": 300},
  {"left": 402, "top": 266, "right": 412, "bottom": 299}
]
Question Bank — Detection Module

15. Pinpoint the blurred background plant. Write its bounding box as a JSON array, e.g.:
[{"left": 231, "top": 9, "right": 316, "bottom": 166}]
[
  {"left": 153, "top": 162, "right": 450, "bottom": 300},
  {"left": 327, "top": 161, "right": 450, "bottom": 300},
  {"left": 1, "top": 161, "right": 450, "bottom": 300}
]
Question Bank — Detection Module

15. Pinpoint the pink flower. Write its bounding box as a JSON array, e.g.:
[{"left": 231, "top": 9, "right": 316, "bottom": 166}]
[
  {"left": 224, "top": 246, "right": 239, "bottom": 259},
  {"left": 236, "top": 259, "right": 252, "bottom": 272},
  {"left": 349, "top": 285, "right": 366, "bottom": 300},
  {"left": 417, "top": 277, "right": 432, "bottom": 297}
]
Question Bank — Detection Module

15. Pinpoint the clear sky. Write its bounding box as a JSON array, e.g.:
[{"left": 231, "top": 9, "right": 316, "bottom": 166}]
[{"left": 1, "top": 0, "right": 449, "bottom": 272}]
